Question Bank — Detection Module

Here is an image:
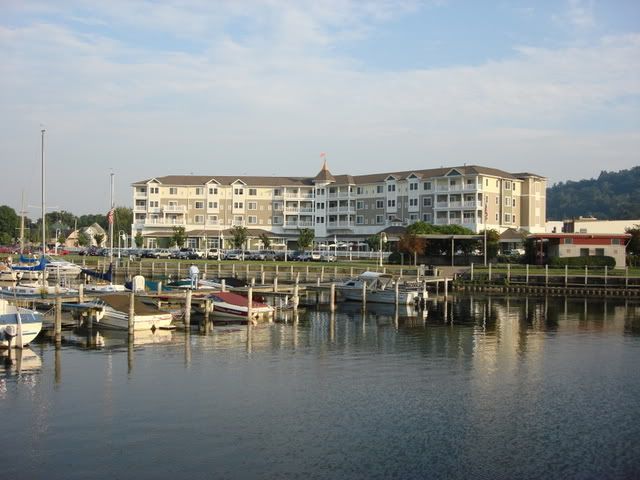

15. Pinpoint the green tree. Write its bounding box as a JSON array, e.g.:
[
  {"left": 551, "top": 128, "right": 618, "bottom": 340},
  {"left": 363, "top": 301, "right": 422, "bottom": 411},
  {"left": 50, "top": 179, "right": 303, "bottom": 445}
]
[
  {"left": 297, "top": 228, "right": 314, "bottom": 251},
  {"left": 78, "top": 231, "right": 90, "bottom": 247},
  {"left": 230, "top": 226, "right": 248, "bottom": 249},
  {"left": 625, "top": 225, "right": 640, "bottom": 256},
  {"left": 479, "top": 229, "right": 500, "bottom": 259},
  {"left": 134, "top": 232, "right": 144, "bottom": 248},
  {"left": 172, "top": 226, "right": 186, "bottom": 248},
  {"left": 114, "top": 207, "right": 133, "bottom": 238},
  {"left": 0, "top": 205, "right": 19, "bottom": 244},
  {"left": 259, "top": 233, "right": 271, "bottom": 249},
  {"left": 93, "top": 232, "right": 105, "bottom": 247},
  {"left": 365, "top": 234, "right": 381, "bottom": 251}
]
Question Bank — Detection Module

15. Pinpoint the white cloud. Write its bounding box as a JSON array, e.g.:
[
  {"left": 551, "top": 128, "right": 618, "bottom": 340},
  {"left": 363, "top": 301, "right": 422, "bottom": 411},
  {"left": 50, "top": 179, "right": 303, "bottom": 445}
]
[{"left": 0, "top": 1, "right": 638, "bottom": 213}]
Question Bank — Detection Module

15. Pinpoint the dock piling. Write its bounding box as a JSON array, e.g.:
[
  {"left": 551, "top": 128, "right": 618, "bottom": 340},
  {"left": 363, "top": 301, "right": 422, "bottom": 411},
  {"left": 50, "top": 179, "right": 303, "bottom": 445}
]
[
  {"left": 184, "top": 289, "right": 192, "bottom": 327},
  {"left": 273, "top": 276, "right": 279, "bottom": 293},
  {"left": 221, "top": 279, "right": 226, "bottom": 292},
  {"left": 247, "top": 287, "right": 253, "bottom": 322},
  {"left": 330, "top": 283, "right": 336, "bottom": 312},
  {"left": 78, "top": 283, "right": 84, "bottom": 304},
  {"left": 54, "top": 295, "right": 62, "bottom": 341},
  {"left": 128, "top": 292, "right": 135, "bottom": 335}
]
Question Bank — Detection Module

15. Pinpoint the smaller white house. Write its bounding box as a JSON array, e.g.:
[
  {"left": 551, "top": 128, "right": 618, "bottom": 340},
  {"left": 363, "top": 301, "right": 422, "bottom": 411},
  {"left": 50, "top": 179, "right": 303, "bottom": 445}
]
[{"left": 64, "top": 223, "right": 108, "bottom": 247}]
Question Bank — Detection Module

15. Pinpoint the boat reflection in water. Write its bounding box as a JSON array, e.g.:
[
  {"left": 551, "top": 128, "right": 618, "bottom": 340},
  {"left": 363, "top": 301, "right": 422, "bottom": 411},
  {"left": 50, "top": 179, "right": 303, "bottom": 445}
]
[
  {"left": 0, "top": 347, "right": 42, "bottom": 376},
  {"left": 64, "top": 327, "right": 174, "bottom": 349}
]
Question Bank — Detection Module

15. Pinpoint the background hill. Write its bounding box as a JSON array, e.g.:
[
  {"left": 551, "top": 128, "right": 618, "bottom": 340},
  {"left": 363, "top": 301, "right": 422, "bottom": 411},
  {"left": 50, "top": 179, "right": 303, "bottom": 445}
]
[{"left": 546, "top": 166, "right": 640, "bottom": 220}]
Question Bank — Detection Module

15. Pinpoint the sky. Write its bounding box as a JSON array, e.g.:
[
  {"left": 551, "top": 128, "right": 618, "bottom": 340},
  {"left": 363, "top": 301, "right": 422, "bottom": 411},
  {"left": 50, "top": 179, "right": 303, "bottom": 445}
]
[{"left": 1, "top": 0, "right": 639, "bottom": 216}]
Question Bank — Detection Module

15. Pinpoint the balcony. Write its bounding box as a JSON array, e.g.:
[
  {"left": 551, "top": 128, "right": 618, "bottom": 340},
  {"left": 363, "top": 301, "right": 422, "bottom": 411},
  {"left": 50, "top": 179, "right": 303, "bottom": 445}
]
[
  {"left": 163, "top": 205, "right": 186, "bottom": 213},
  {"left": 327, "top": 221, "right": 353, "bottom": 229},
  {"left": 144, "top": 218, "right": 185, "bottom": 226},
  {"left": 449, "top": 201, "right": 462, "bottom": 208},
  {"left": 327, "top": 207, "right": 354, "bottom": 214},
  {"left": 464, "top": 201, "right": 480, "bottom": 208},
  {"left": 327, "top": 191, "right": 350, "bottom": 199},
  {"left": 285, "top": 192, "right": 314, "bottom": 199}
]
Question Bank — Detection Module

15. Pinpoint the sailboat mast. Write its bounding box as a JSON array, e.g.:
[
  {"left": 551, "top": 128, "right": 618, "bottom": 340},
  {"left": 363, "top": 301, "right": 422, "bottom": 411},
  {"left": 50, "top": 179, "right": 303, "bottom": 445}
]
[
  {"left": 20, "top": 190, "right": 25, "bottom": 254},
  {"left": 41, "top": 129, "right": 46, "bottom": 258},
  {"left": 109, "top": 172, "right": 114, "bottom": 265}
]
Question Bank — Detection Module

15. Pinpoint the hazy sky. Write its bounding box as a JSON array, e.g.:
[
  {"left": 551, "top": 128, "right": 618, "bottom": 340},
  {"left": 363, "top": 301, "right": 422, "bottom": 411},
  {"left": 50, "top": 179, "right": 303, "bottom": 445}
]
[{"left": 1, "top": 0, "right": 639, "bottom": 216}]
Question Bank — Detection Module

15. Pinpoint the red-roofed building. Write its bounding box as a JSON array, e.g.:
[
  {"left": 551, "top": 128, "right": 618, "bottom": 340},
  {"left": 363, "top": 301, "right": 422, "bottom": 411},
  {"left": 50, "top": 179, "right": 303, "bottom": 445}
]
[{"left": 528, "top": 233, "right": 631, "bottom": 268}]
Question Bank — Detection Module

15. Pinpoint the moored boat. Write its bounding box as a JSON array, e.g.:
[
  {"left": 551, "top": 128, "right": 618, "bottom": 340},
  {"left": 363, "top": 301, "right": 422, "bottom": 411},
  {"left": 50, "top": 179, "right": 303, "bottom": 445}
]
[
  {"left": 92, "top": 294, "right": 174, "bottom": 331},
  {"left": 336, "top": 271, "right": 422, "bottom": 305},
  {"left": 0, "top": 299, "right": 43, "bottom": 348},
  {"left": 203, "top": 292, "right": 274, "bottom": 322}
]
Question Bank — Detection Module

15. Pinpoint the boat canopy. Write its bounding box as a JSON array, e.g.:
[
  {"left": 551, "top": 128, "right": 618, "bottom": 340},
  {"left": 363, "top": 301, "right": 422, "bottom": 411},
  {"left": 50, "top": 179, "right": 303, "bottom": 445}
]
[
  {"left": 12, "top": 256, "right": 48, "bottom": 271},
  {"left": 358, "top": 271, "right": 392, "bottom": 280}
]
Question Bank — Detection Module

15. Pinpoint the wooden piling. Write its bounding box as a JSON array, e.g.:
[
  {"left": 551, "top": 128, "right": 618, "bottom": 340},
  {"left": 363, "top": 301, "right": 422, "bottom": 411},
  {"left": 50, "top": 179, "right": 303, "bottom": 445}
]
[
  {"left": 330, "top": 283, "right": 336, "bottom": 312},
  {"left": 247, "top": 287, "right": 253, "bottom": 322},
  {"left": 273, "top": 276, "right": 278, "bottom": 293},
  {"left": 78, "top": 283, "right": 84, "bottom": 303},
  {"left": 221, "top": 279, "right": 226, "bottom": 292},
  {"left": 157, "top": 281, "right": 162, "bottom": 294},
  {"left": 128, "top": 292, "right": 135, "bottom": 335},
  {"left": 184, "top": 289, "right": 192, "bottom": 327},
  {"left": 394, "top": 281, "right": 399, "bottom": 307},
  {"left": 470, "top": 263, "right": 474, "bottom": 281},
  {"left": 164, "top": 262, "right": 168, "bottom": 277},
  {"left": 293, "top": 283, "right": 299, "bottom": 310},
  {"left": 444, "top": 278, "right": 448, "bottom": 298},
  {"left": 488, "top": 263, "right": 492, "bottom": 281},
  {"left": 54, "top": 295, "right": 62, "bottom": 339},
  {"left": 261, "top": 271, "right": 265, "bottom": 285},
  {"left": 564, "top": 265, "right": 568, "bottom": 287},
  {"left": 361, "top": 281, "right": 367, "bottom": 306}
]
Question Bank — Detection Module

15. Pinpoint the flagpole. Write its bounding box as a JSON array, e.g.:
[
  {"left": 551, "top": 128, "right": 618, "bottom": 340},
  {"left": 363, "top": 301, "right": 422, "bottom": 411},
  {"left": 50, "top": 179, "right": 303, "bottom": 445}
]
[
  {"left": 109, "top": 173, "right": 115, "bottom": 270},
  {"left": 483, "top": 195, "right": 487, "bottom": 267}
]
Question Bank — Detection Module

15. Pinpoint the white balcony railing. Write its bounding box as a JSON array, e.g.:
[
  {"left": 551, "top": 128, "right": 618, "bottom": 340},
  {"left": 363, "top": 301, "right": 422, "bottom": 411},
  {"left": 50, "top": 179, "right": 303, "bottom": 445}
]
[
  {"left": 449, "top": 218, "right": 462, "bottom": 224},
  {"left": 463, "top": 201, "right": 479, "bottom": 208},
  {"left": 449, "top": 201, "right": 462, "bottom": 208},
  {"left": 327, "top": 221, "right": 353, "bottom": 229},
  {"left": 436, "top": 202, "right": 448, "bottom": 208},
  {"left": 163, "top": 205, "right": 186, "bottom": 213}
]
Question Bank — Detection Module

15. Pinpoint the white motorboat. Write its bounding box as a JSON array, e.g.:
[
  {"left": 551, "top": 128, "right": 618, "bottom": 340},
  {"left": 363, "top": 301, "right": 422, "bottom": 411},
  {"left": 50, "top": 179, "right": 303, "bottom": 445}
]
[
  {"left": 45, "top": 258, "right": 83, "bottom": 278},
  {"left": 0, "top": 281, "right": 78, "bottom": 297},
  {"left": 201, "top": 292, "right": 274, "bottom": 322},
  {"left": 92, "top": 294, "right": 173, "bottom": 331},
  {"left": 83, "top": 283, "right": 128, "bottom": 293},
  {"left": 336, "top": 271, "right": 422, "bottom": 305},
  {"left": 0, "top": 299, "right": 43, "bottom": 348},
  {"left": 165, "top": 278, "right": 224, "bottom": 290}
]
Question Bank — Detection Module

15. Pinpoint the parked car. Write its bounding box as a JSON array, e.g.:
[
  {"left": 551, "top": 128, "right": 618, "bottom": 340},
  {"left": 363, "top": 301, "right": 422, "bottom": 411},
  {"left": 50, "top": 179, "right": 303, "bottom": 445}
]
[
  {"left": 224, "top": 250, "right": 243, "bottom": 261},
  {"left": 152, "top": 248, "right": 173, "bottom": 259},
  {"left": 173, "top": 248, "right": 204, "bottom": 260},
  {"left": 206, "top": 248, "right": 221, "bottom": 260},
  {"left": 320, "top": 253, "right": 336, "bottom": 262},
  {"left": 298, "top": 252, "right": 321, "bottom": 262}
]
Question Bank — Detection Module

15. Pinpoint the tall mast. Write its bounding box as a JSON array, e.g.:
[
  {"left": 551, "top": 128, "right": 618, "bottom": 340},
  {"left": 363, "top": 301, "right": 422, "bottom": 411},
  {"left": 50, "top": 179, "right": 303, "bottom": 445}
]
[
  {"left": 41, "top": 129, "right": 46, "bottom": 258},
  {"left": 20, "top": 190, "right": 25, "bottom": 254},
  {"left": 109, "top": 172, "right": 114, "bottom": 266}
]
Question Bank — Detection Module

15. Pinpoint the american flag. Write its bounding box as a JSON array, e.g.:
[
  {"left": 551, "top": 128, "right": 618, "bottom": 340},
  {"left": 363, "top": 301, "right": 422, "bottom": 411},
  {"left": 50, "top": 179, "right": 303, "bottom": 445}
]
[
  {"left": 107, "top": 208, "right": 114, "bottom": 225},
  {"left": 320, "top": 152, "right": 326, "bottom": 158},
  {"left": 484, "top": 197, "right": 488, "bottom": 221}
]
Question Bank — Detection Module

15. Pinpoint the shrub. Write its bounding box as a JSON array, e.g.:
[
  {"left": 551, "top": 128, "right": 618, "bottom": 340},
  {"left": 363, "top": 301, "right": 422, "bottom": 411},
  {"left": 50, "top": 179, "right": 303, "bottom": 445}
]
[
  {"left": 548, "top": 256, "right": 616, "bottom": 268},
  {"left": 388, "top": 251, "right": 402, "bottom": 264}
]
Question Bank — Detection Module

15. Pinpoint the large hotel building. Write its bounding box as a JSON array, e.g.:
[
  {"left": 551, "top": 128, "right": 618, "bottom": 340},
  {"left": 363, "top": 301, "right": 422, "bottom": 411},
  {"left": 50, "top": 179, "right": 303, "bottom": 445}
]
[{"left": 131, "top": 163, "right": 546, "bottom": 249}]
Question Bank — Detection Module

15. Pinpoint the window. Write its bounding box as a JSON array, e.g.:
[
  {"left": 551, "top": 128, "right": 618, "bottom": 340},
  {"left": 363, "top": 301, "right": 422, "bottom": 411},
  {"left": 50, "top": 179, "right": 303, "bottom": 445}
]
[
  {"left": 195, "top": 187, "right": 203, "bottom": 195},
  {"left": 274, "top": 202, "right": 282, "bottom": 211},
  {"left": 496, "top": 180, "right": 499, "bottom": 187},
  {"left": 149, "top": 201, "right": 159, "bottom": 208},
  {"left": 595, "top": 248, "right": 605, "bottom": 256},
  {"left": 387, "top": 199, "right": 396, "bottom": 207},
  {"left": 248, "top": 216, "right": 257, "bottom": 225},
  {"left": 512, "top": 198, "right": 516, "bottom": 207},
  {"left": 387, "top": 184, "right": 396, "bottom": 192},
  {"left": 273, "top": 216, "right": 283, "bottom": 225},
  {"left": 505, "top": 196, "right": 511, "bottom": 206},
  {"left": 387, "top": 215, "right": 395, "bottom": 222},
  {"left": 376, "top": 215, "right": 384, "bottom": 224},
  {"left": 409, "top": 182, "right": 418, "bottom": 191},
  {"left": 356, "top": 215, "right": 364, "bottom": 225},
  {"left": 422, "top": 213, "right": 432, "bottom": 222},
  {"left": 208, "top": 187, "right": 218, "bottom": 195},
  {"left": 274, "top": 189, "right": 281, "bottom": 196},
  {"left": 207, "top": 215, "right": 218, "bottom": 224},
  {"left": 485, "top": 179, "right": 489, "bottom": 187},
  {"left": 580, "top": 248, "right": 589, "bottom": 256},
  {"left": 512, "top": 215, "right": 516, "bottom": 224},
  {"left": 248, "top": 188, "right": 257, "bottom": 196},
  {"left": 195, "top": 201, "right": 204, "bottom": 209},
  {"left": 409, "top": 198, "right": 418, "bottom": 207},
  {"left": 496, "top": 197, "right": 499, "bottom": 205},
  {"left": 208, "top": 201, "right": 218, "bottom": 209},
  {"left": 376, "top": 200, "right": 384, "bottom": 209},
  {"left": 495, "top": 213, "right": 499, "bottom": 222},
  {"left": 356, "top": 201, "right": 364, "bottom": 209},
  {"left": 409, "top": 213, "right": 419, "bottom": 221},
  {"left": 612, "top": 238, "right": 621, "bottom": 245},
  {"left": 376, "top": 185, "right": 384, "bottom": 193},
  {"left": 423, "top": 197, "right": 432, "bottom": 207},
  {"left": 423, "top": 181, "right": 432, "bottom": 190},
  {"left": 247, "top": 202, "right": 257, "bottom": 210},
  {"left": 505, "top": 213, "right": 511, "bottom": 223},
  {"left": 169, "top": 187, "right": 177, "bottom": 195},
  {"left": 234, "top": 188, "right": 244, "bottom": 195},
  {"left": 194, "top": 215, "right": 204, "bottom": 223},
  {"left": 233, "top": 202, "right": 244, "bottom": 209},
  {"left": 233, "top": 216, "right": 243, "bottom": 225},
  {"left": 564, "top": 238, "right": 573, "bottom": 244},
  {"left": 150, "top": 187, "right": 159, "bottom": 194},
  {"left": 135, "top": 199, "right": 146, "bottom": 207},
  {"left": 505, "top": 181, "right": 511, "bottom": 190},
  {"left": 316, "top": 217, "right": 324, "bottom": 224},
  {"left": 356, "top": 187, "right": 363, "bottom": 195}
]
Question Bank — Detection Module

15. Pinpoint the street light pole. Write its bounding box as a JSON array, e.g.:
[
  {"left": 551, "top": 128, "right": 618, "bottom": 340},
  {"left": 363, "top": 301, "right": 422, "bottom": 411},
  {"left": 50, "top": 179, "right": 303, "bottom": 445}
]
[{"left": 379, "top": 232, "right": 387, "bottom": 267}]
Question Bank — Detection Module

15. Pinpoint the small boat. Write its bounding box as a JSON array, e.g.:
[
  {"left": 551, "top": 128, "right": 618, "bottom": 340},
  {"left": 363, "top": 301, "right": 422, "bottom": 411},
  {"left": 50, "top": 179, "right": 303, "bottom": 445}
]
[
  {"left": 92, "top": 294, "right": 173, "bottom": 331},
  {"left": 83, "top": 283, "right": 128, "bottom": 293},
  {"left": 0, "top": 281, "right": 78, "bottom": 297},
  {"left": 203, "top": 292, "right": 274, "bottom": 322},
  {"left": 0, "top": 299, "right": 43, "bottom": 348},
  {"left": 336, "top": 271, "right": 422, "bottom": 305},
  {"left": 165, "top": 278, "right": 224, "bottom": 290},
  {"left": 45, "top": 257, "right": 83, "bottom": 278}
]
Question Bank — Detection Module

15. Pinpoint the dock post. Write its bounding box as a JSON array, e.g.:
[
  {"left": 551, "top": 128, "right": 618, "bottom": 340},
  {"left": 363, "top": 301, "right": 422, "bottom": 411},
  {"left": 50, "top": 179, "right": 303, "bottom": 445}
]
[
  {"left": 361, "top": 281, "right": 367, "bottom": 306},
  {"left": 350, "top": 267, "right": 354, "bottom": 278},
  {"left": 565, "top": 265, "right": 568, "bottom": 287},
  {"left": 232, "top": 263, "right": 236, "bottom": 277},
  {"left": 293, "top": 283, "right": 299, "bottom": 310},
  {"left": 470, "top": 263, "right": 474, "bottom": 281},
  {"left": 251, "top": 277, "right": 255, "bottom": 286},
  {"left": 395, "top": 281, "right": 399, "bottom": 307},
  {"left": 218, "top": 263, "right": 221, "bottom": 277},
  {"left": 330, "top": 283, "right": 336, "bottom": 312},
  {"left": 177, "top": 262, "right": 181, "bottom": 278},
  {"left": 290, "top": 265, "right": 294, "bottom": 281},
  {"left": 507, "top": 264, "right": 511, "bottom": 282},
  {"left": 164, "top": 262, "right": 168, "bottom": 277},
  {"left": 204, "top": 262, "right": 208, "bottom": 277},
  {"left": 221, "top": 279, "right": 226, "bottom": 292},
  {"left": 55, "top": 295, "right": 62, "bottom": 342},
  {"left": 625, "top": 267, "right": 629, "bottom": 288},
  {"left": 545, "top": 265, "right": 549, "bottom": 286},
  {"left": 127, "top": 260, "right": 130, "bottom": 276},
  {"left": 128, "top": 292, "right": 135, "bottom": 335},
  {"left": 247, "top": 287, "right": 253, "bottom": 323},
  {"left": 488, "top": 263, "right": 492, "bottom": 282},
  {"left": 585, "top": 265, "right": 588, "bottom": 286},
  {"left": 204, "top": 298, "right": 211, "bottom": 331},
  {"left": 273, "top": 276, "right": 279, "bottom": 293},
  {"left": 184, "top": 289, "right": 192, "bottom": 327},
  {"left": 275, "top": 265, "right": 279, "bottom": 276},
  {"left": 399, "top": 268, "right": 403, "bottom": 279},
  {"left": 296, "top": 272, "right": 300, "bottom": 284},
  {"left": 306, "top": 265, "right": 310, "bottom": 282},
  {"left": 334, "top": 266, "right": 338, "bottom": 279},
  {"left": 444, "top": 278, "right": 448, "bottom": 298},
  {"left": 526, "top": 264, "right": 529, "bottom": 284},
  {"left": 321, "top": 266, "right": 325, "bottom": 282},
  {"left": 151, "top": 261, "right": 155, "bottom": 277},
  {"left": 604, "top": 265, "right": 608, "bottom": 288},
  {"left": 261, "top": 271, "right": 265, "bottom": 285},
  {"left": 78, "top": 283, "right": 84, "bottom": 304},
  {"left": 157, "top": 281, "right": 162, "bottom": 294},
  {"left": 246, "top": 264, "right": 250, "bottom": 280}
]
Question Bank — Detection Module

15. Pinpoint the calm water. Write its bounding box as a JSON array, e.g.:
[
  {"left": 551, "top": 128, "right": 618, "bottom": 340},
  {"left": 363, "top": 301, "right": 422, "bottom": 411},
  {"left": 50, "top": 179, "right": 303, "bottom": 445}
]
[{"left": 2, "top": 295, "right": 640, "bottom": 480}]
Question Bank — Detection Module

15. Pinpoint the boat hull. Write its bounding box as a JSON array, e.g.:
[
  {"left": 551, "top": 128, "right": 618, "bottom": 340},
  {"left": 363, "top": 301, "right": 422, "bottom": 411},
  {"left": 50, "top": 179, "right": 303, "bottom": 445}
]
[
  {"left": 0, "top": 306, "right": 43, "bottom": 349},
  {"left": 337, "top": 287, "right": 418, "bottom": 305}
]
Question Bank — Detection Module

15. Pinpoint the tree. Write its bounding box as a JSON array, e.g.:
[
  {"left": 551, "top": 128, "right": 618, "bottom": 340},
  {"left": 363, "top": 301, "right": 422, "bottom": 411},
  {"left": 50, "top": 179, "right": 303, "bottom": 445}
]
[
  {"left": 78, "top": 231, "right": 91, "bottom": 247},
  {"left": 93, "top": 232, "right": 105, "bottom": 247},
  {"left": 0, "top": 205, "right": 19, "bottom": 244},
  {"left": 134, "top": 232, "right": 144, "bottom": 248},
  {"left": 625, "top": 225, "right": 640, "bottom": 255},
  {"left": 479, "top": 229, "right": 500, "bottom": 259},
  {"left": 259, "top": 233, "right": 271, "bottom": 249},
  {"left": 297, "top": 228, "right": 314, "bottom": 251},
  {"left": 229, "top": 226, "right": 248, "bottom": 249},
  {"left": 365, "top": 234, "right": 380, "bottom": 251},
  {"left": 114, "top": 207, "right": 133, "bottom": 238},
  {"left": 172, "top": 226, "right": 186, "bottom": 248},
  {"left": 398, "top": 233, "right": 425, "bottom": 265}
]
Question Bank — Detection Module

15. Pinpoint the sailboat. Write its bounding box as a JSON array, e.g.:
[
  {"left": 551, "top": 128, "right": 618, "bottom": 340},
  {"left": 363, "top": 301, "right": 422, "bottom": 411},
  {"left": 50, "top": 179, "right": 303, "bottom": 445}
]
[{"left": 82, "top": 173, "right": 126, "bottom": 293}]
